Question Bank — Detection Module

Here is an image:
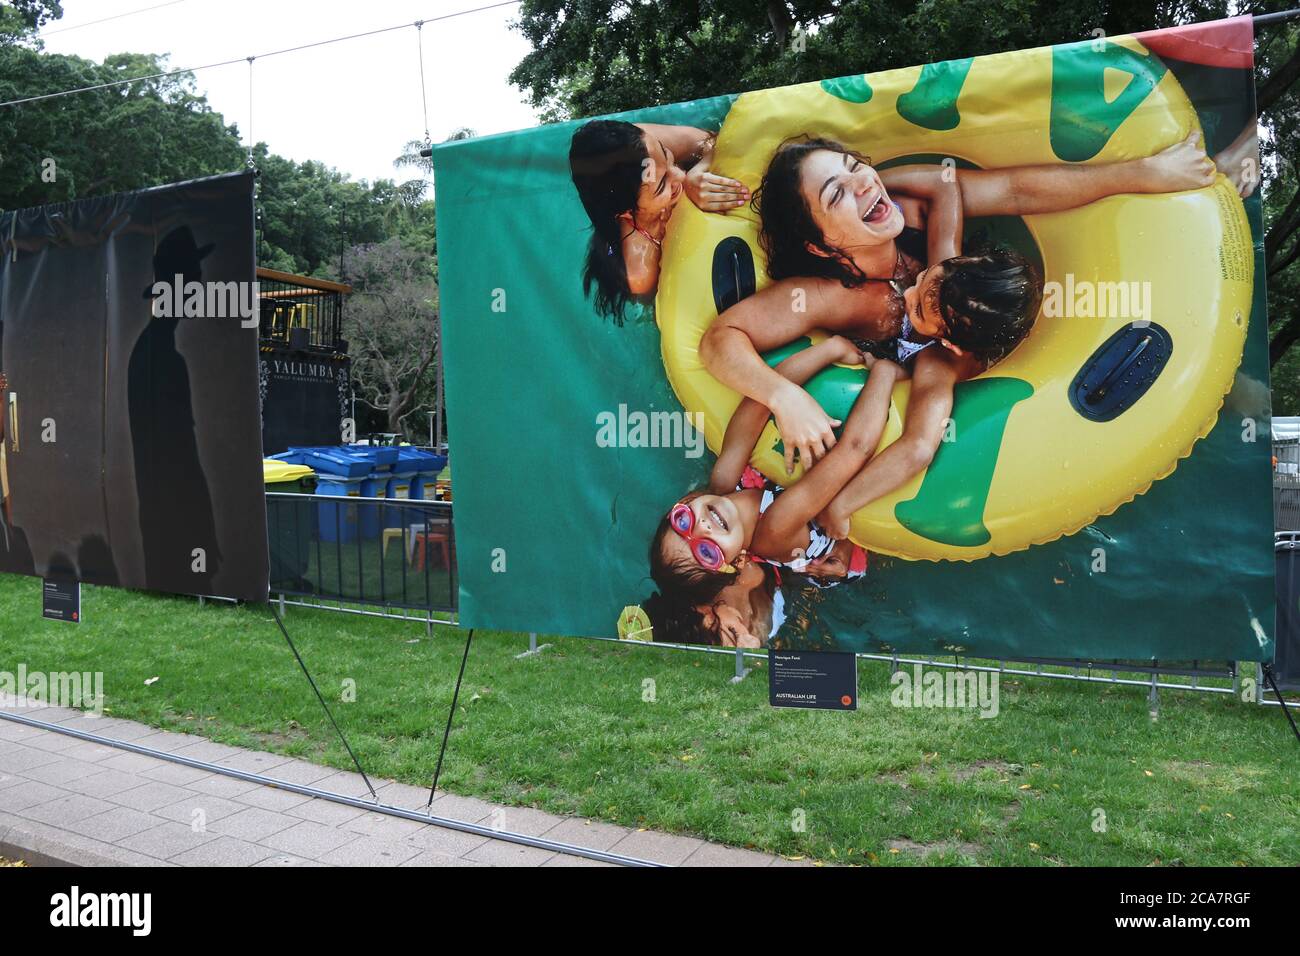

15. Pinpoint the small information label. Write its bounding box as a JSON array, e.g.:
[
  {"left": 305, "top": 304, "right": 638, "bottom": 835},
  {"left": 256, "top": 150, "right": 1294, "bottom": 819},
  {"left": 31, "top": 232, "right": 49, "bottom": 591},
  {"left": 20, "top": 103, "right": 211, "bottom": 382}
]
[
  {"left": 42, "top": 579, "right": 81, "bottom": 624},
  {"left": 769, "top": 649, "right": 857, "bottom": 710}
]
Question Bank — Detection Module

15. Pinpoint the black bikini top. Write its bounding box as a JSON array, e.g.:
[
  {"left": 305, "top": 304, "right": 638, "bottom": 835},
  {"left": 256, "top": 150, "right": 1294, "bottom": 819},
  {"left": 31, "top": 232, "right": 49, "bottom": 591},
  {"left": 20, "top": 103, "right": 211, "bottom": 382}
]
[{"left": 852, "top": 225, "right": 928, "bottom": 358}]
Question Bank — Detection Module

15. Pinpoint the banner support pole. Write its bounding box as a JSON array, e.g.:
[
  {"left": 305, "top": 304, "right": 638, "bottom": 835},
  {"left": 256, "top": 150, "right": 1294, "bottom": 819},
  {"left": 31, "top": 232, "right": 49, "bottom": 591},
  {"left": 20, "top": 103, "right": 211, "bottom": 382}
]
[
  {"left": 270, "top": 602, "right": 378, "bottom": 800},
  {"left": 514, "top": 632, "right": 552, "bottom": 658},
  {"left": 1262, "top": 664, "right": 1300, "bottom": 744},
  {"left": 427, "top": 627, "right": 474, "bottom": 808},
  {"left": 730, "top": 647, "right": 751, "bottom": 684},
  {"left": 1253, "top": 8, "right": 1300, "bottom": 26}
]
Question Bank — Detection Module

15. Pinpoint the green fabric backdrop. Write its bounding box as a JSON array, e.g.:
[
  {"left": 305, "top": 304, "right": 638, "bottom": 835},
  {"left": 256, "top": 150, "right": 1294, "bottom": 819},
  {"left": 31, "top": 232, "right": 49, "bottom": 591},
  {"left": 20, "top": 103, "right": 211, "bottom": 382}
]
[{"left": 432, "top": 56, "right": 1274, "bottom": 661}]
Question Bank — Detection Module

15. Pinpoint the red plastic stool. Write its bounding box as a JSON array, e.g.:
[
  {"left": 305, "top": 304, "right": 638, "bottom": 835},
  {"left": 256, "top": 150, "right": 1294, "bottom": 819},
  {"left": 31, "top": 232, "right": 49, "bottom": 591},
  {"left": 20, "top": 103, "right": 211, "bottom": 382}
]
[{"left": 412, "top": 531, "right": 451, "bottom": 571}]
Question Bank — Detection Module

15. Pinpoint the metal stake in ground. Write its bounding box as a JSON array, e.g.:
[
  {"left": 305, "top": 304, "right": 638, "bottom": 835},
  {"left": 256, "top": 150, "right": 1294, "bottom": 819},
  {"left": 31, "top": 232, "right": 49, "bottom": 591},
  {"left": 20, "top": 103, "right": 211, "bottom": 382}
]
[
  {"left": 1262, "top": 664, "right": 1300, "bottom": 746},
  {"left": 270, "top": 603, "right": 378, "bottom": 799},
  {"left": 427, "top": 627, "right": 475, "bottom": 809}
]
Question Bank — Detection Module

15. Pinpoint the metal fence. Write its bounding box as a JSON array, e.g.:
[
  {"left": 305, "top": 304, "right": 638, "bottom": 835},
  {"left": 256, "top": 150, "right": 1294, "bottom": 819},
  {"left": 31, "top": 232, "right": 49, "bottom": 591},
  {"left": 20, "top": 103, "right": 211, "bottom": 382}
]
[
  {"left": 1274, "top": 437, "right": 1300, "bottom": 530},
  {"left": 267, "top": 492, "right": 455, "bottom": 620},
  {"left": 263, "top": 493, "right": 1292, "bottom": 705},
  {"left": 256, "top": 269, "right": 346, "bottom": 353}
]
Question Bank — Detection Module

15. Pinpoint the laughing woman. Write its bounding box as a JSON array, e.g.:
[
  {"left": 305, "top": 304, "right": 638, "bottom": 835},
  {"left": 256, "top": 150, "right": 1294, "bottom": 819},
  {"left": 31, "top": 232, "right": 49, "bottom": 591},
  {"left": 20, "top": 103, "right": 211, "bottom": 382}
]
[{"left": 569, "top": 120, "right": 750, "bottom": 320}]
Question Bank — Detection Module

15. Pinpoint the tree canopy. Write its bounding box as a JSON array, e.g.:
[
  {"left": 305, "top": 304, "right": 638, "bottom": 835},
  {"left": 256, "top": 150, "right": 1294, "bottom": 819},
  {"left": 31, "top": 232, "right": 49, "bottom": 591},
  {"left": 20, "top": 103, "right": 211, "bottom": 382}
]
[{"left": 0, "top": 29, "right": 441, "bottom": 439}]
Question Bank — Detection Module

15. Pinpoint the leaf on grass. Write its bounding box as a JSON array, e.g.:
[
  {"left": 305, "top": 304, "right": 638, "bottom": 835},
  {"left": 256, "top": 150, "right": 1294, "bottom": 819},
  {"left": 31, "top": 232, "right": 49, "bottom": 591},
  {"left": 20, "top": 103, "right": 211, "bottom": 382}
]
[{"left": 144, "top": 677, "right": 159, "bottom": 686}]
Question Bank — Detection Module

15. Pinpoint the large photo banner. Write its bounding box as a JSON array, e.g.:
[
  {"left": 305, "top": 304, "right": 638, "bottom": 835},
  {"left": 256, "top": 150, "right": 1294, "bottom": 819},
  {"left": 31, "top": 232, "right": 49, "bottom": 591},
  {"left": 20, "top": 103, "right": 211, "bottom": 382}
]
[
  {"left": 0, "top": 172, "right": 269, "bottom": 602},
  {"left": 434, "top": 16, "right": 1274, "bottom": 660}
]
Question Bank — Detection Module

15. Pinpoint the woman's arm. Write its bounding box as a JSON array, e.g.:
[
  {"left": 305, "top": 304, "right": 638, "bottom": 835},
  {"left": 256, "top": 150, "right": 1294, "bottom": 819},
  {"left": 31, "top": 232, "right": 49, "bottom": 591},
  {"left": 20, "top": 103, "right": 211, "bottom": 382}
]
[
  {"left": 882, "top": 133, "right": 1215, "bottom": 224},
  {"left": 684, "top": 138, "right": 750, "bottom": 213},
  {"left": 1214, "top": 122, "right": 1260, "bottom": 198},
  {"left": 634, "top": 124, "right": 747, "bottom": 212},
  {"left": 958, "top": 131, "right": 1215, "bottom": 217},
  {"left": 752, "top": 361, "right": 902, "bottom": 561},
  {"left": 709, "top": 336, "right": 864, "bottom": 493},
  {"left": 623, "top": 226, "right": 663, "bottom": 296},
  {"left": 635, "top": 124, "right": 715, "bottom": 164},
  {"left": 879, "top": 165, "right": 963, "bottom": 264},
  {"left": 700, "top": 277, "right": 874, "bottom": 474}
]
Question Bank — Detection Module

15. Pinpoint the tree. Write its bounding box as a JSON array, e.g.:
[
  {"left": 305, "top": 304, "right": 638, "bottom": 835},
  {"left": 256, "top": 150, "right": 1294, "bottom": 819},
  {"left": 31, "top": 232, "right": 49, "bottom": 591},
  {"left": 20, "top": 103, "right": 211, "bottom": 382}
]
[
  {"left": 510, "top": 0, "right": 1300, "bottom": 399},
  {"left": 0, "top": 1, "right": 62, "bottom": 44},
  {"left": 0, "top": 48, "right": 245, "bottom": 208},
  {"left": 0, "top": 44, "right": 439, "bottom": 284},
  {"left": 342, "top": 238, "right": 440, "bottom": 438}
]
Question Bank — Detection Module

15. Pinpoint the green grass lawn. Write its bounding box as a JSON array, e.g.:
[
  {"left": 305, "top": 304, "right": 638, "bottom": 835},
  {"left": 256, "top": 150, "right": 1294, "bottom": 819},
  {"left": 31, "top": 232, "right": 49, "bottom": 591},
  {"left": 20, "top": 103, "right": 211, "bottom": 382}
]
[{"left": 0, "top": 573, "right": 1295, "bottom": 866}]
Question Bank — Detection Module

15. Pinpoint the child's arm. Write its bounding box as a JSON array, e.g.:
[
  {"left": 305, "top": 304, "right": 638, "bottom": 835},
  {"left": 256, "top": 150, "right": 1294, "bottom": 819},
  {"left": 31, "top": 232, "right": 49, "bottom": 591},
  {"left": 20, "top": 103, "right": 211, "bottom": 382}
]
[
  {"left": 878, "top": 165, "right": 963, "bottom": 264},
  {"left": 751, "top": 360, "right": 903, "bottom": 561},
  {"left": 709, "top": 336, "right": 863, "bottom": 493},
  {"left": 817, "top": 348, "right": 975, "bottom": 537}
]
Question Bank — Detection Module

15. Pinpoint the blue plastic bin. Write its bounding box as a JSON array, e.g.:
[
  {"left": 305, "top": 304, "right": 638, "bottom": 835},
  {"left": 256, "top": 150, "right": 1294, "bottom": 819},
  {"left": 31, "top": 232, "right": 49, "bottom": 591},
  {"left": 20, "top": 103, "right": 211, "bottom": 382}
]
[
  {"left": 383, "top": 458, "right": 420, "bottom": 528},
  {"left": 277, "top": 447, "right": 370, "bottom": 479},
  {"left": 315, "top": 474, "right": 365, "bottom": 543},
  {"left": 407, "top": 451, "right": 447, "bottom": 501}
]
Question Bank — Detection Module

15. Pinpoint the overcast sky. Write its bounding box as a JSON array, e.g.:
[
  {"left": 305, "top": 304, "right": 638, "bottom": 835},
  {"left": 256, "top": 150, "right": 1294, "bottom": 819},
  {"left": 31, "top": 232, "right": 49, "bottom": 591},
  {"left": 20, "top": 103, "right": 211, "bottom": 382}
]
[{"left": 38, "top": 0, "right": 540, "bottom": 184}]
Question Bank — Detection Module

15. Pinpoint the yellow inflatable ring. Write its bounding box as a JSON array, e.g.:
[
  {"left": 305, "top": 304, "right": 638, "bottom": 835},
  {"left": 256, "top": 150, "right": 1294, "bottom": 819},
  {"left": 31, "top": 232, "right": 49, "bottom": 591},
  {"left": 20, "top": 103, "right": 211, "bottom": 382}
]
[{"left": 656, "top": 36, "right": 1253, "bottom": 562}]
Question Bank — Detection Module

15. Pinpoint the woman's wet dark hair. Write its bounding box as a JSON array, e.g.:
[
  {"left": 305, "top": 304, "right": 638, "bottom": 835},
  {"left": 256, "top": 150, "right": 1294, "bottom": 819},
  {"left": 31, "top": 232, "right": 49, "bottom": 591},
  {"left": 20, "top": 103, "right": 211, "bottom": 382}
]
[
  {"left": 929, "top": 251, "right": 1043, "bottom": 362},
  {"left": 642, "top": 590, "right": 723, "bottom": 646},
  {"left": 569, "top": 119, "right": 648, "bottom": 323},
  {"left": 754, "top": 136, "right": 874, "bottom": 288}
]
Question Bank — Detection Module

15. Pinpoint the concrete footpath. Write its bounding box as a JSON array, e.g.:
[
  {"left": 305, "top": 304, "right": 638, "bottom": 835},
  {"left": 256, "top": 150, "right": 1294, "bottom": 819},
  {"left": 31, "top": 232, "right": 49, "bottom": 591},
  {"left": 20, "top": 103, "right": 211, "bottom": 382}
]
[{"left": 0, "top": 697, "right": 796, "bottom": 868}]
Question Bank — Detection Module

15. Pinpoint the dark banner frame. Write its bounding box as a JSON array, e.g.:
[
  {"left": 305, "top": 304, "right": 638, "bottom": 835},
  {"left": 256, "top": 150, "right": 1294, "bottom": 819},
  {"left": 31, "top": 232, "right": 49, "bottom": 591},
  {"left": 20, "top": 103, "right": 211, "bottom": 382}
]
[{"left": 0, "top": 172, "right": 269, "bottom": 602}]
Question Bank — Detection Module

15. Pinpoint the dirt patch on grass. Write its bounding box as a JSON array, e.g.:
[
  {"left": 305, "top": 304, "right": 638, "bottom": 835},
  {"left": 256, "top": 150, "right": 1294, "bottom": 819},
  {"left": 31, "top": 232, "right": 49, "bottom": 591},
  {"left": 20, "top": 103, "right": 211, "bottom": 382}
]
[
  {"left": 950, "top": 760, "right": 1021, "bottom": 782},
  {"left": 887, "top": 838, "right": 983, "bottom": 861},
  {"left": 877, "top": 759, "right": 1022, "bottom": 787},
  {"left": 250, "top": 723, "right": 314, "bottom": 749},
  {"left": 1162, "top": 760, "right": 1264, "bottom": 794}
]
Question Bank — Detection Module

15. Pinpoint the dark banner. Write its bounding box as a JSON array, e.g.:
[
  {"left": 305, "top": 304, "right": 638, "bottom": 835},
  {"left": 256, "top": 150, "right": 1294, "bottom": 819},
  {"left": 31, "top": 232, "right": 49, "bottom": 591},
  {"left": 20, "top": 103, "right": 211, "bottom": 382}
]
[
  {"left": 259, "top": 349, "right": 350, "bottom": 454},
  {"left": 0, "top": 172, "right": 269, "bottom": 602}
]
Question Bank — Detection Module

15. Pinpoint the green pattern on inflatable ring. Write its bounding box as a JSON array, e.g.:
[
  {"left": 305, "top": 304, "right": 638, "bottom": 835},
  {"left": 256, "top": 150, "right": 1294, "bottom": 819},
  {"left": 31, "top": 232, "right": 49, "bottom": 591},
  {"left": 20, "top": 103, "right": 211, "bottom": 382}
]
[
  {"left": 821, "top": 74, "right": 873, "bottom": 103},
  {"left": 1050, "top": 40, "right": 1168, "bottom": 162},
  {"left": 896, "top": 58, "right": 973, "bottom": 131},
  {"left": 894, "top": 377, "right": 1034, "bottom": 547}
]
